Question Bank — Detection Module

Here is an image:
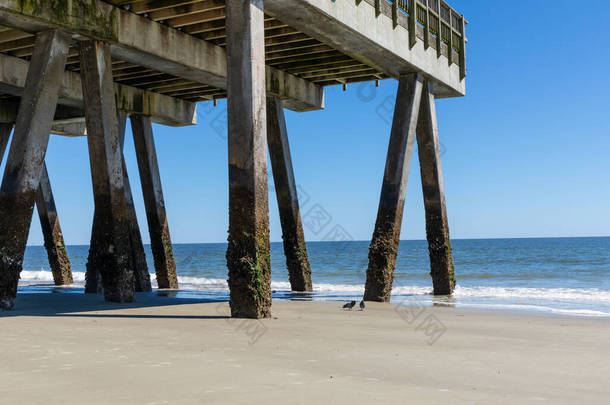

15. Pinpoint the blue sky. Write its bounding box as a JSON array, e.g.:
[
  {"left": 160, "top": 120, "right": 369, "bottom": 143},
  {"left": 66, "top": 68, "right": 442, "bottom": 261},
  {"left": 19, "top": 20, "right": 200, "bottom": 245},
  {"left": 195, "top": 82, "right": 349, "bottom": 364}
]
[{"left": 3, "top": 0, "right": 610, "bottom": 245}]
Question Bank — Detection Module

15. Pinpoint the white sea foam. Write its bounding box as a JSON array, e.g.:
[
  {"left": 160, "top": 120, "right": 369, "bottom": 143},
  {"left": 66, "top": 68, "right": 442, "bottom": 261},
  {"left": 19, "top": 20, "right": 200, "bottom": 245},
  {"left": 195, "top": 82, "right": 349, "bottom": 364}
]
[{"left": 18, "top": 270, "right": 610, "bottom": 316}]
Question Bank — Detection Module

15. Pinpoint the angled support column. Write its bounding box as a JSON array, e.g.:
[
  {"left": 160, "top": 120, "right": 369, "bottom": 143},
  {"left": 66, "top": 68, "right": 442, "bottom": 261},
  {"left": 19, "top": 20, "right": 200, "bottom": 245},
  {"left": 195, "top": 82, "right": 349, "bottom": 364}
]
[
  {"left": 266, "top": 97, "right": 312, "bottom": 292},
  {"left": 0, "top": 123, "right": 10, "bottom": 159},
  {"left": 80, "top": 40, "right": 135, "bottom": 303},
  {"left": 364, "top": 74, "right": 424, "bottom": 302},
  {"left": 226, "top": 0, "right": 271, "bottom": 318},
  {"left": 416, "top": 81, "right": 455, "bottom": 295},
  {"left": 36, "top": 164, "right": 73, "bottom": 286},
  {"left": 0, "top": 30, "right": 70, "bottom": 310},
  {"left": 1, "top": 125, "right": 72, "bottom": 286},
  {"left": 131, "top": 115, "right": 178, "bottom": 290},
  {"left": 119, "top": 112, "right": 152, "bottom": 292}
]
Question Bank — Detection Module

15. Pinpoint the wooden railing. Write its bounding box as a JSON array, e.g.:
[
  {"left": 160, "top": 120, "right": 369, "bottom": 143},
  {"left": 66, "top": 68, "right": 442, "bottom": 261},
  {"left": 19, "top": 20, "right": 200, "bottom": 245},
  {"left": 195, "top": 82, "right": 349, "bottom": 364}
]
[{"left": 361, "top": 0, "right": 467, "bottom": 80}]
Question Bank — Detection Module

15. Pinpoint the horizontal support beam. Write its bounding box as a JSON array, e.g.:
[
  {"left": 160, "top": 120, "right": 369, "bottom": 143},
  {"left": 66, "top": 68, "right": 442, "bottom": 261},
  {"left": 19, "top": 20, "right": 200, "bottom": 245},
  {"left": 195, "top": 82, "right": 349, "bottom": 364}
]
[
  {"left": 264, "top": 0, "right": 465, "bottom": 98},
  {"left": 0, "top": 100, "right": 85, "bottom": 136},
  {"left": 0, "top": 0, "right": 325, "bottom": 111},
  {"left": 0, "top": 52, "right": 196, "bottom": 126}
]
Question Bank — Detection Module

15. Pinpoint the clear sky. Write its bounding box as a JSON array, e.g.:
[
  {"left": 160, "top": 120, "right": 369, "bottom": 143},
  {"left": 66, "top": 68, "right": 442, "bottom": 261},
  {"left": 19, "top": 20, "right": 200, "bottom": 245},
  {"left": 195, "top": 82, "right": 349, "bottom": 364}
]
[{"left": 3, "top": 0, "right": 610, "bottom": 246}]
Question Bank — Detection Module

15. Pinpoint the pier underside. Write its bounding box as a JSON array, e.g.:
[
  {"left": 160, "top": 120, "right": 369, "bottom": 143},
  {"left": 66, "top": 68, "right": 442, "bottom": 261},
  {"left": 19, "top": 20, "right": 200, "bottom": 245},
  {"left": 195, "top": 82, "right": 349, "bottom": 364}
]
[{"left": 0, "top": 0, "right": 465, "bottom": 316}]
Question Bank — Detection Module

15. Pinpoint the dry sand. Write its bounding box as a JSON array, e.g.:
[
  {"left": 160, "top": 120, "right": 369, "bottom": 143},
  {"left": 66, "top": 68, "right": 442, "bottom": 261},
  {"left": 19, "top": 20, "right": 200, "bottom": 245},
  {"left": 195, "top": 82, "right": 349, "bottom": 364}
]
[{"left": 1, "top": 293, "right": 609, "bottom": 404}]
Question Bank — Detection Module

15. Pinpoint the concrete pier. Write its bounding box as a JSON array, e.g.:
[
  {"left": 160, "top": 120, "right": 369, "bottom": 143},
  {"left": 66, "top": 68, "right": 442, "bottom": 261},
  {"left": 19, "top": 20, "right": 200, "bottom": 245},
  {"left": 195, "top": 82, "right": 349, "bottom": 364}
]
[
  {"left": 119, "top": 113, "right": 152, "bottom": 293},
  {"left": 35, "top": 164, "right": 73, "bottom": 286},
  {"left": 0, "top": 0, "right": 466, "bottom": 312},
  {"left": 131, "top": 115, "right": 178, "bottom": 290},
  {"left": 225, "top": 0, "right": 272, "bottom": 318},
  {"left": 416, "top": 81, "right": 455, "bottom": 295},
  {"left": 80, "top": 40, "right": 135, "bottom": 303},
  {"left": 267, "top": 97, "right": 312, "bottom": 292},
  {"left": 364, "top": 74, "right": 424, "bottom": 302},
  {"left": 0, "top": 30, "right": 70, "bottom": 310}
]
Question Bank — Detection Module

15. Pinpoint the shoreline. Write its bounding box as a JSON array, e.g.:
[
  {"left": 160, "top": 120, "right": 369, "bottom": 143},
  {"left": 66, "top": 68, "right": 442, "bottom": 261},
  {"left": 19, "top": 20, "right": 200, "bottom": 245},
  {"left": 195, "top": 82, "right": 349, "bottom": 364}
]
[
  {"left": 16, "top": 277, "right": 610, "bottom": 318},
  {"left": 1, "top": 294, "right": 609, "bottom": 404}
]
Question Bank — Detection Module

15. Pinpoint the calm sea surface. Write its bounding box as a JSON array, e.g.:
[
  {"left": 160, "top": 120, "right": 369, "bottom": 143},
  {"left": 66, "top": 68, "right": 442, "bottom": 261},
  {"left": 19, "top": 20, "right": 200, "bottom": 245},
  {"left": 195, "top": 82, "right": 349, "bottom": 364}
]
[{"left": 19, "top": 237, "right": 610, "bottom": 316}]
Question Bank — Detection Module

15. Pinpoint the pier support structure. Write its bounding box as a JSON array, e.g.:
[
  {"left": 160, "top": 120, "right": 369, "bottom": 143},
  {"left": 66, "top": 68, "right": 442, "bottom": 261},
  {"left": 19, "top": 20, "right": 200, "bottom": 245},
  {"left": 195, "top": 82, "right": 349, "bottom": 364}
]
[
  {"left": 36, "top": 164, "right": 73, "bottom": 286},
  {"left": 266, "top": 97, "right": 312, "bottom": 292},
  {"left": 0, "top": 30, "right": 70, "bottom": 310},
  {"left": 119, "top": 113, "right": 152, "bottom": 292},
  {"left": 131, "top": 115, "right": 178, "bottom": 290},
  {"left": 364, "top": 74, "right": 456, "bottom": 301},
  {"left": 416, "top": 82, "right": 455, "bottom": 295},
  {"left": 80, "top": 40, "right": 135, "bottom": 303},
  {"left": 364, "top": 74, "right": 424, "bottom": 302},
  {"left": 225, "top": 0, "right": 272, "bottom": 318},
  {"left": 0, "top": 123, "right": 10, "bottom": 159},
  {"left": 0, "top": 123, "right": 73, "bottom": 287}
]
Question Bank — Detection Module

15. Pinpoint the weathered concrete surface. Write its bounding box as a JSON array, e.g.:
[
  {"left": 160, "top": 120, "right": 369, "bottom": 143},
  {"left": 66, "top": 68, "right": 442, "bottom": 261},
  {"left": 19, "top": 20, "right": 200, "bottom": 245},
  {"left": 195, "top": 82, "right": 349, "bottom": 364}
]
[
  {"left": 364, "top": 74, "right": 423, "bottom": 302},
  {"left": 266, "top": 97, "right": 312, "bottom": 292},
  {"left": 118, "top": 112, "right": 151, "bottom": 293},
  {"left": 35, "top": 164, "right": 73, "bottom": 286},
  {"left": 80, "top": 40, "right": 134, "bottom": 303},
  {"left": 0, "top": 29, "right": 70, "bottom": 310},
  {"left": 131, "top": 115, "right": 178, "bottom": 290},
  {"left": 0, "top": 0, "right": 324, "bottom": 111},
  {"left": 226, "top": 0, "right": 272, "bottom": 319},
  {"left": 0, "top": 121, "right": 73, "bottom": 286},
  {"left": 0, "top": 121, "right": 9, "bottom": 159},
  {"left": 264, "top": 0, "right": 464, "bottom": 98},
  {"left": 416, "top": 81, "right": 455, "bottom": 295},
  {"left": 0, "top": 52, "right": 196, "bottom": 127}
]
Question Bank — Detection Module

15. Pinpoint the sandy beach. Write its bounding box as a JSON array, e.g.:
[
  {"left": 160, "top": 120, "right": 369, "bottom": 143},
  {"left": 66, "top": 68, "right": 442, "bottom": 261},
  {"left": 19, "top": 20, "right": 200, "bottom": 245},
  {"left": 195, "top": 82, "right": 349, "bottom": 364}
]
[{"left": 1, "top": 293, "right": 608, "bottom": 404}]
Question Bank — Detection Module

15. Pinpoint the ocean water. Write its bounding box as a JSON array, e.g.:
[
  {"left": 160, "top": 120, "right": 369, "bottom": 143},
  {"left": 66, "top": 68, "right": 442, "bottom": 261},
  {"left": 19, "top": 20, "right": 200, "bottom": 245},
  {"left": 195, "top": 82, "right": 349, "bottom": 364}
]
[{"left": 18, "top": 237, "right": 610, "bottom": 317}]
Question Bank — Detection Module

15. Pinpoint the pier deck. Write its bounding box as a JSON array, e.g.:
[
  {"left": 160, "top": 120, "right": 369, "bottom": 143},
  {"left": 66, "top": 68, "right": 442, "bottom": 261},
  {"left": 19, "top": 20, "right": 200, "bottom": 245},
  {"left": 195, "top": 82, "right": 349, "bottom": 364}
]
[{"left": 0, "top": 0, "right": 466, "bottom": 123}]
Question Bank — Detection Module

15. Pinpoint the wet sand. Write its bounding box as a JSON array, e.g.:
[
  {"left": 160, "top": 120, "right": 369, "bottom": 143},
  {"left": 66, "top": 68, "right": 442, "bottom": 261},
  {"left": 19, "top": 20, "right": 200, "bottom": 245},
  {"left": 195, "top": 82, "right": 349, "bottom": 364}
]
[{"left": 1, "top": 293, "right": 608, "bottom": 404}]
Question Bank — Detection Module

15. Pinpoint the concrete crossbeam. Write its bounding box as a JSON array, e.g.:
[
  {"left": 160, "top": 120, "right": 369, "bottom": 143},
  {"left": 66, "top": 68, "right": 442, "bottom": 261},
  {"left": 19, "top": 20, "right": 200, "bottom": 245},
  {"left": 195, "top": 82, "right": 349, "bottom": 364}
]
[{"left": 0, "top": 52, "right": 196, "bottom": 127}]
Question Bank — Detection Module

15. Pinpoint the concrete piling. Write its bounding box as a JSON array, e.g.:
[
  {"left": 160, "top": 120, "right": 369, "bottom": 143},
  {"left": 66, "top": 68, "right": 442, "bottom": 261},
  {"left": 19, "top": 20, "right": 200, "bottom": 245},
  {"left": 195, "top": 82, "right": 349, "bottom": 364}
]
[
  {"left": 266, "top": 96, "right": 312, "bottom": 292},
  {"left": 416, "top": 81, "right": 455, "bottom": 295},
  {"left": 1, "top": 124, "right": 73, "bottom": 286},
  {"left": 0, "top": 30, "right": 70, "bottom": 310},
  {"left": 364, "top": 74, "right": 424, "bottom": 302},
  {"left": 225, "top": 0, "right": 272, "bottom": 318},
  {"left": 36, "top": 164, "right": 73, "bottom": 286},
  {"left": 80, "top": 40, "right": 135, "bottom": 303},
  {"left": 118, "top": 113, "right": 152, "bottom": 293},
  {"left": 0, "top": 123, "right": 10, "bottom": 159},
  {"left": 131, "top": 115, "right": 178, "bottom": 290}
]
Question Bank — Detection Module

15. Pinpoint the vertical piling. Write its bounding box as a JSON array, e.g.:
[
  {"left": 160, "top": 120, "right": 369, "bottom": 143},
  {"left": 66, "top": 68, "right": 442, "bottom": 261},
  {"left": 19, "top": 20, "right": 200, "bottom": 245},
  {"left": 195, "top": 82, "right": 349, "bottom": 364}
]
[
  {"left": 0, "top": 30, "right": 70, "bottom": 310},
  {"left": 131, "top": 115, "right": 178, "bottom": 290},
  {"left": 36, "top": 164, "right": 73, "bottom": 286},
  {"left": 225, "top": 0, "right": 271, "bottom": 318},
  {"left": 364, "top": 74, "right": 424, "bottom": 302},
  {"left": 416, "top": 81, "right": 455, "bottom": 295},
  {"left": 118, "top": 112, "right": 152, "bottom": 292},
  {"left": 80, "top": 40, "right": 135, "bottom": 303},
  {"left": 266, "top": 97, "right": 312, "bottom": 292}
]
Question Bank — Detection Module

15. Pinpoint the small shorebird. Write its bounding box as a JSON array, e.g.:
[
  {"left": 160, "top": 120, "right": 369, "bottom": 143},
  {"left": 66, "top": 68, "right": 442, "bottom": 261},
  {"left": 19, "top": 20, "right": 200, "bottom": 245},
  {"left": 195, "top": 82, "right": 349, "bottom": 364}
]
[
  {"left": 359, "top": 300, "right": 366, "bottom": 311},
  {"left": 342, "top": 300, "right": 356, "bottom": 310}
]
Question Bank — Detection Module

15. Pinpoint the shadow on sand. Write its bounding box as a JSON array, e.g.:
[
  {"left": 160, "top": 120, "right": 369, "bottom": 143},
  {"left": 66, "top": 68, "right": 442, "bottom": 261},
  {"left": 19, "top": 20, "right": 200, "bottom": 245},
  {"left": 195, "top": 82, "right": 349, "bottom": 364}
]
[{"left": 0, "top": 291, "right": 230, "bottom": 320}]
